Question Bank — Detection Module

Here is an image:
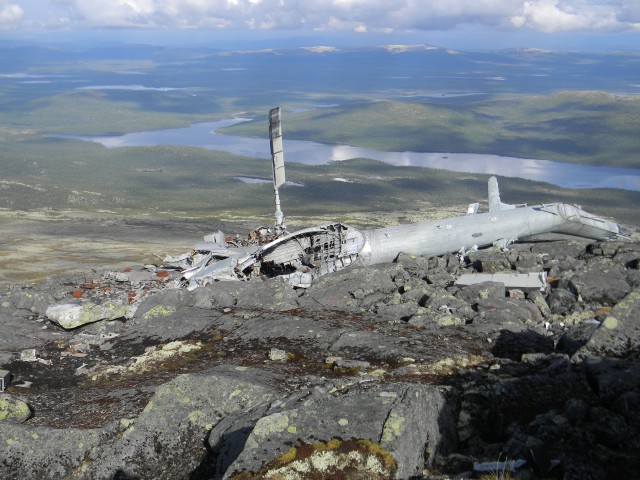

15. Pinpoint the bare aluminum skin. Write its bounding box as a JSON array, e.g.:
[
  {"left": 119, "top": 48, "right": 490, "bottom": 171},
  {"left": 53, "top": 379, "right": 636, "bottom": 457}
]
[{"left": 165, "top": 107, "right": 627, "bottom": 289}]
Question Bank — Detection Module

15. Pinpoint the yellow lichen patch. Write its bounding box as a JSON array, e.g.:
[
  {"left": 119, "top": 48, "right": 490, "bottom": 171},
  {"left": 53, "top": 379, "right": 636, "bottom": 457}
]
[
  {"left": 603, "top": 316, "right": 618, "bottom": 329},
  {"left": 419, "top": 354, "right": 485, "bottom": 376},
  {"left": 381, "top": 411, "right": 404, "bottom": 442},
  {"left": 562, "top": 310, "right": 596, "bottom": 326},
  {"left": 252, "top": 412, "right": 290, "bottom": 439},
  {"left": 90, "top": 340, "right": 202, "bottom": 380},
  {"left": 229, "top": 388, "right": 243, "bottom": 399},
  {"left": 119, "top": 418, "right": 135, "bottom": 429},
  {"left": 0, "top": 396, "right": 31, "bottom": 423},
  {"left": 188, "top": 410, "right": 208, "bottom": 427},
  {"left": 229, "top": 438, "right": 397, "bottom": 479},
  {"left": 276, "top": 447, "right": 297, "bottom": 465},
  {"left": 142, "top": 305, "right": 177, "bottom": 319}
]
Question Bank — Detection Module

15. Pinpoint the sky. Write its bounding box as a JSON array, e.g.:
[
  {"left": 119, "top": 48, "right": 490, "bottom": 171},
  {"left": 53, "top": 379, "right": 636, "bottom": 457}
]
[{"left": 2, "top": 0, "right": 640, "bottom": 51}]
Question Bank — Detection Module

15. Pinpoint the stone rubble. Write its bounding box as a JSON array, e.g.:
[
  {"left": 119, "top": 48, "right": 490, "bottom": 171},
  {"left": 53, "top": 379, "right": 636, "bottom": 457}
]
[{"left": 0, "top": 237, "right": 639, "bottom": 479}]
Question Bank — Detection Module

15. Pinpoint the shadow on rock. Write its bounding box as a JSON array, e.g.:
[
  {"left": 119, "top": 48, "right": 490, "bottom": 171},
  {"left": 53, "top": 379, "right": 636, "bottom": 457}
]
[{"left": 490, "top": 329, "right": 555, "bottom": 361}]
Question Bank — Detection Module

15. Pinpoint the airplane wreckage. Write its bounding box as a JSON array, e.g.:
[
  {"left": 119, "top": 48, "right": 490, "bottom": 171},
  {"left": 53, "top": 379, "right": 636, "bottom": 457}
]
[{"left": 165, "top": 107, "right": 629, "bottom": 290}]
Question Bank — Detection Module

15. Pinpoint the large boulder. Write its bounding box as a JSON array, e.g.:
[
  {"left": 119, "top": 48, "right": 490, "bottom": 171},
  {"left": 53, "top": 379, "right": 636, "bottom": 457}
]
[
  {"left": 79, "top": 367, "right": 280, "bottom": 480},
  {"left": 213, "top": 383, "right": 456, "bottom": 480},
  {"left": 0, "top": 308, "right": 62, "bottom": 363},
  {"left": 298, "top": 263, "right": 404, "bottom": 311},
  {"left": 566, "top": 260, "right": 630, "bottom": 305},
  {"left": 0, "top": 423, "right": 106, "bottom": 480},
  {"left": 454, "top": 281, "right": 506, "bottom": 304},
  {"left": 0, "top": 394, "right": 31, "bottom": 423},
  {"left": 45, "top": 300, "right": 129, "bottom": 329},
  {"left": 468, "top": 248, "right": 513, "bottom": 273},
  {"left": 574, "top": 286, "right": 640, "bottom": 359}
]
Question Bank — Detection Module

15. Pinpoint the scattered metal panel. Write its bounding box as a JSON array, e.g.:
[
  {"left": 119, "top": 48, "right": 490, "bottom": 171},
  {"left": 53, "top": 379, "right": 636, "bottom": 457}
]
[
  {"left": 0, "top": 369, "right": 10, "bottom": 392},
  {"left": 455, "top": 272, "right": 548, "bottom": 291}
]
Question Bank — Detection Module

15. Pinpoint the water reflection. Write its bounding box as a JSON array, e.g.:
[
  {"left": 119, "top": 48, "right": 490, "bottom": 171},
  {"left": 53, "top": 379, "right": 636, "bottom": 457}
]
[
  {"left": 56, "top": 119, "right": 640, "bottom": 192},
  {"left": 233, "top": 176, "right": 303, "bottom": 186}
]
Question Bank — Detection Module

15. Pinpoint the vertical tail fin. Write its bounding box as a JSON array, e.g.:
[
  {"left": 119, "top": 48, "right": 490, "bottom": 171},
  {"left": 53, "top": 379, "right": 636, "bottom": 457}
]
[
  {"left": 269, "top": 107, "right": 286, "bottom": 232},
  {"left": 488, "top": 176, "right": 515, "bottom": 212}
]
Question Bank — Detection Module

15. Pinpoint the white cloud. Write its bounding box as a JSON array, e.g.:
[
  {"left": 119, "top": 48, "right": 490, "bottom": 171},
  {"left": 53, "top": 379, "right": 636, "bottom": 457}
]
[
  {"left": 8, "top": 0, "right": 640, "bottom": 34},
  {"left": 0, "top": 1, "right": 23, "bottom": 28},
  {"left": 511, "top": 0, "right": 621, "bottom": 33}
]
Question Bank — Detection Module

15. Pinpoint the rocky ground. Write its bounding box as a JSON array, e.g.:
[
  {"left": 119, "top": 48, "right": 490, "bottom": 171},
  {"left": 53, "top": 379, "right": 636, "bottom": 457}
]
[{"left": 1, "top": 231, "right": 640, "bottom": 479}]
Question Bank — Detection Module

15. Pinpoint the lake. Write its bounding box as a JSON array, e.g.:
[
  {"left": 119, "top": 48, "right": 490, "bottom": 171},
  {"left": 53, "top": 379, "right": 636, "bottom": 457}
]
[{"left": 57, "top": 119, "right": 640, "bottom": 192}]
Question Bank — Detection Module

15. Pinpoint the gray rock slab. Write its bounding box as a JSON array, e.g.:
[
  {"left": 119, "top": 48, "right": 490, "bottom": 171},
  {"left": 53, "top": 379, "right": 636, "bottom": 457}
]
[
  {"left": 454, "top": 280, "right": 506, "bottom": 303},
  {"left": 400, "top": 279, "right": 437, "bottom": 304},
  {"left": 192, "top": 284, "right": 237, "bottom": 309},
  {"left": 474, "top": 296, "right": 542, "bottom": 326},
  {"left": 45, "top": 300, "right": 129, "bottom": 329},
  {"left": 575, "top": 286, "right": 640, "bottom": 359},
  {"left": 328, "top": 330, "right": 415, "bottom": 360},
  {"left": 0, "top": 423, "right": 106, "bottom": 480},
  {"left": 132, "top": 288, "right": 197, "bottom": 319},
  {"left": 567, "top": 260, "right": 630, "bottom": 305},
  {"left": 581, "top": 356, "right": 640, "bottom": 405},
  {"left": 5, "top": 276, "right": 73, "bottom": 315},
  {"left": 0, "top": 310, "right": 64, "bottom": 363},
  {"left": 219, "top": 383, "right": 455, "bottom": 480},
  {"left": 529, "top": 239, "right": 588, "bottom": 259},
  {"left": 221, "top": 279, "right": 300, "bottom": 311},
  {"left": 225, "top": 313, "right": 345, "bottom": 352},
  {"left": 556, "top": 321, "right": 600, "bottom": 356},
  {"left": 122, "top": 305, "right": 225, "bottom": 342},
  {"left": 396, "top": 252, "right": 431, "bottom": 279},
  {"left": 81, "top": 366, "right": 281, "bottom": 480},
  {"left": 468, "top": 249, "right": 513, "bottom": 273},
  {"left": 298, "top": 263, "right": 405, "bottom": 311},
  {"left": 376, "top": 300, "right": 419, "bottom": 320},
  {"left": 546, "top": 288, "right": 578, "bottom": 315},
  {"left": 424, "top": 290, "right": 475, "bottom": 321}
]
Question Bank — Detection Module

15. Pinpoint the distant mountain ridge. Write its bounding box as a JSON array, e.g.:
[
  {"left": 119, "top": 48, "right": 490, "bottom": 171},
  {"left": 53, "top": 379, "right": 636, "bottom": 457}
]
[{"left": 1, "top": 39, "right": 637, "bottom": 95}]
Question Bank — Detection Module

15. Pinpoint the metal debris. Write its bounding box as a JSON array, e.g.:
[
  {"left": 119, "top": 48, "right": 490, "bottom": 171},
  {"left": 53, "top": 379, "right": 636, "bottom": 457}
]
[
  {"left": 19, "top": 349, "right": 37, "bottom": 362},
  {"left": 159, "top": 107, "right": 629, "bottom": 291},
  {"left": 0, "top": 369, "right": 10, "bottom": 392},
  {"left": 455, "top": 272, "right": 548, "bottom": 292}
]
